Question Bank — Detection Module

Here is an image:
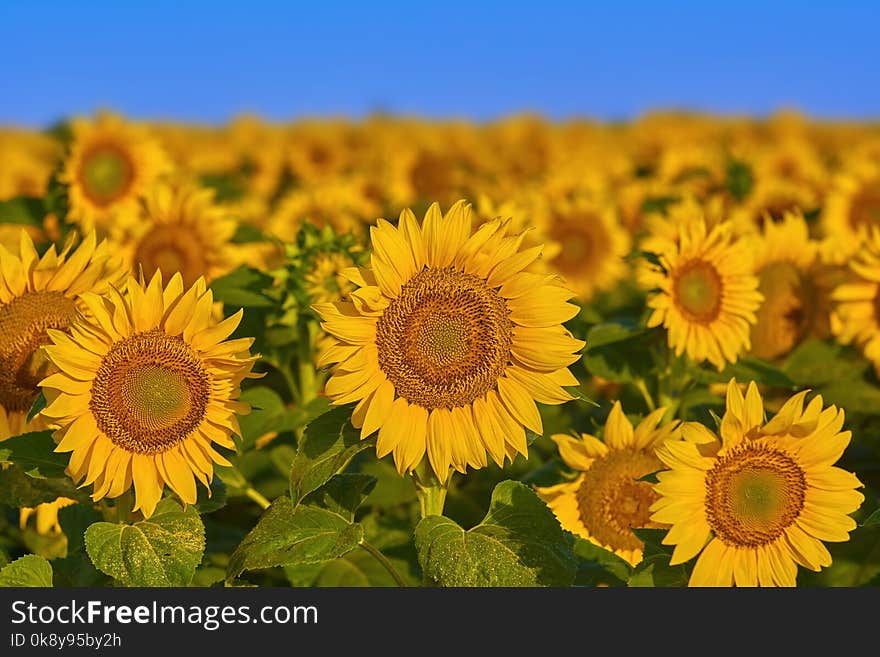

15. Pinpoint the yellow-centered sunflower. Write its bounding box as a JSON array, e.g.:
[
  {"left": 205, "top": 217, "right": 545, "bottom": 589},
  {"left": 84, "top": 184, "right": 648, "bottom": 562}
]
[
  {"left": 830, "top": 230, "right": 880, "bottom": 372},
  {"left": 652, "top": 380, "right": 864, "bottom": 587},
  {"left": 110, "top": 179, "right": 238, "bottom": 286},
  {"left": 40, "top": 272, "right": 259, "bottom": 518},
  {"left": 536, "top": 403, "right": 680, "bottom": 566},
  {"left": 644, "top": 208, "right": 763, "bottom": 369},
  {"left": 314, "top": 201, "right": 584, "bottom": 481},
  {"left": 0, "top": 230, "right": 126, "bottom": 426},
  {"left": 61, "top": 113, "right": 171, "bottom": 230}
]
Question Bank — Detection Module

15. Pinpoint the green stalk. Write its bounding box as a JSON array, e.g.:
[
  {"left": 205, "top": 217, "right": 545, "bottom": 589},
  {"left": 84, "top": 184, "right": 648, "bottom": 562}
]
[
  {"left": 244, "top": 486, "right": 271, "bottom": 510},
  {"left": 359, "top": 540, "right": 409, "bottom": 587},
  {"left": 114, "top": 489, "right": 135, "bottom": 524},
  {"left": 412, "top": 459, "right": 448, "bottom": 518}
]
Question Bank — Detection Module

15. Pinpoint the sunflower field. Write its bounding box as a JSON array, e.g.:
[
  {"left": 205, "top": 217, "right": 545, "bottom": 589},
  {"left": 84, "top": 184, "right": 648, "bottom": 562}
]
[{"left": 0, "top": 111, "right": 879, "bottom": 589}]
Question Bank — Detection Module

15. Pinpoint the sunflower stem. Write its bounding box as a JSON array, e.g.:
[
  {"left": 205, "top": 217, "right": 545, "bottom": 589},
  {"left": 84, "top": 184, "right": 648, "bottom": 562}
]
[
  {"left": 412, "top": 460, "right": 448, "bottom": 518},
  {"left": 359, "top": 540, "right": 409, "bottom": 587},
  {"left": 114, "top": 489, "right": 135, "bottom": 524},
  {"left": 633, "top": 378, "right": 656, "bottom": 411},
  {"left": 244, "top": 486, "right": 271, "bottom": 510}
]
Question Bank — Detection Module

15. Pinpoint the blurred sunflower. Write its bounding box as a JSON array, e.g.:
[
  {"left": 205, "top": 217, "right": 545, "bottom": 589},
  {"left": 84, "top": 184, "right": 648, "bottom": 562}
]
[
  {"left": 40, "top": 272, "right": 259, "bottom": 518},
  {"left": 305, "top": 251, "right": 357, "bottom": 305},
  {"left": 830, "top": 230, "right": 880, "bottom": 372},
  {"left": 61, "top": 113, "right": 171, "bottom": 230},
  {"left": 314, "top": 201, "right": 584, "bottom": 481},
  {"left": 267, "top": 182, "right": 365, "bottom": 242},
  {"left": 747, "top": 212, "right": 830, "bottom": 360},
  {"left": 729, "top": 177, "right": 820, "bottom": 234},
  {"left": 534, "top": 195, "right": 631, "bottom": 302},
  {"left": 19, "top": 497, "right": 76, "bottom": 537},
  {"left": 643, "top": 207, "right": 763, "bottom": 369},
  {"left": 0, "top": 230, "right": 126, "bottom": 426},
  {"left": 652, "top": 380, "right": 863, "bottom": 587},
  {"left": 110, "top": 179, "right": 238, "bottom": 286},
  {"left": 822, "top": 159, "right": 880, "bottom": 257},
  {"left": 536, "top": 402, "right": 680, "bottom": 566}
]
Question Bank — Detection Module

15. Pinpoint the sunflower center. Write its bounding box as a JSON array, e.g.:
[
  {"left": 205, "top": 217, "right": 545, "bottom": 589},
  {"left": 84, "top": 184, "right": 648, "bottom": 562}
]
[
  {"left": 90, "top": 329, "right": 211, "bottom": 454},
  {"left": 0, "top": 291, "right": 76, "bottom": 412},
  {"left": 705, "top": 443, "right": 806, "bottom": 547},
  {"left": 79, "top": 144, "right": 134, "bottom": 205},
  {"left": 673, "top": 259, "right": 723, "bottom": 322},
  {"left": 375, "top": 266, "right": 512, "bottom": 409},
  {"left": 576, "top": 450, "right": 663, "bottom": 553},
  {"left": 134, "top": 225, "right": 209, "bottom": 286},
  {"left": 850, "top": 182, "right": 880, "bottom": 230}
]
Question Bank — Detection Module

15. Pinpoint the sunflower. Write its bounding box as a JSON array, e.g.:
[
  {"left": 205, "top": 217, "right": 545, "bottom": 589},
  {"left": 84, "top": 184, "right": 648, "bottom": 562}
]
[
  {"left": 729, "top": 177, "right": 820, "bottom": 235},
  {"left": 305, "top": 252, "right": 357, "bottom": 305},
  {"left": 746, "top": 211, "right": 830, "bottom": 360},
  {"left": 60, "top": 113, "right": 171, "bottom": 230},
  {"left": 822, "top": 159, "right": 880, "bottom": 257},
  {"left": 533, "top": 195, "right": 631, "bottom": 303},
  {"left": 652, "top": 380, "right": 864, "bottom": 587},
  {"left": 109, "top": 179, "right": 238, "bottom": 286},
  {"left": 314, "top": 200, "right": 584, "bottom": 481},
  {"left": 40, "top": 272, "right": 259, "bottom": 518},
  {"left": 830, "top": 230, "right": 880, "bottom": 372},
  {"left": 643, "top": 206, "right": 763, "bottom": 369},
  {"left": 267, "top": 182, "right": 365, "bottom": 242},
  {"left": 535, "top": 402, "right": 680, "bottom": 566},
  {"left": 0, "top": 230, "right": 126, "bottom": 427}
]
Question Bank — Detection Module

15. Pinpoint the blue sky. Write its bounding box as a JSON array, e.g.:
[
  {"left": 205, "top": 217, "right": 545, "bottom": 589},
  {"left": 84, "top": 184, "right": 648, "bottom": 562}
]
[{"left": 3, "top": 1, "right": 878, "bottom": 127}]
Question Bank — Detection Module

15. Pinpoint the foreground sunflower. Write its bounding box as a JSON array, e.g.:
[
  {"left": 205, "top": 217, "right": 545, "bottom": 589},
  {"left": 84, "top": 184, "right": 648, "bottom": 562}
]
[
  {"left": 40, "top": 272, "right": 259, "bottom": 518},
  {"left": 643, "top": 207, "right": 763, "bottom": 369},
  {"left": 0, "top": 230, "right": 126, "bottom": 427},
  {"left": 314, "top": 200, "right": 584, "bottom": 481},
  {"left": 536, "top": 403, "right": 680, "bottom": 566},
  {"left": 60, "top": 113, "right": 171, "bottom": 230},
  {"left": 110, "top": 179, "right": 238, "bottom": 286},
  {"left": 652, "top": 380, "right": 864, "bottom": 587}
]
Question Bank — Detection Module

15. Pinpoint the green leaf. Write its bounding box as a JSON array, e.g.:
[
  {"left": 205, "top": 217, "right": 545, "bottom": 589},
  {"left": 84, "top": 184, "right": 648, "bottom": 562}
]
[
  {"left": 573, "top": 537, "right": 632, "bottom": 584},
  {"left": 861, "top": 508, "right": 880, "bottom": 528},
  {"left": 627, "top": 528, "right": 689, "bottom": 587},
  {"left": 0, "top": 554, "right": 53, "bottom": 587},
  {"left": 0, "top": 196, "right": 45, "bottom": 226},
  {"left": 210, "top": 265, "right": 276, "bottom": 308},
  {"left": 713, "top": 356, "right": 794, "bottom": 388},
  {"left": 289, "top": 404, "right": 375, "bottom": 505},
  {"left": 784, "top": 340, "right": 867, "bottom": 386},
  {"left": 0, "top": 464, "right": 85, "bottom": 507},
  {"left": 84, "top": 499, "right": 205, "bottom": 587},
  {"left": 236, "top": 386, "right": 288, "bottom": 450},
  {"left": 582, "top": 325, "right": 659, "bottom": 384},
  {"left": 725, "top": 159, "right": 754, "bottom": 201},
  {"left": 817, "top": 380, "right": 880, "bottom": 414},
  {"left": 27, "top": 392, "right": 47, "bottom": 424},
  {"left": 585, "top": 322, "right": 647, "bottom": 349},
  {"left": 227, "top": 496, "right": 363, "bottom": 580},
  {"left": 194, "top": 476, "right": 228, "bottom": 514},
  {"left": 302, "top": 474, "right": 377, "bottom": 522},
  {"left": 0, "top": 430, "right": 70, "bottom": 479},
  {"left": 53, "top": 505, "right": 106, "bottom": 587},
  {"left": 359, "top": 460, "right": 418, "bottom": 508},
  {"left": 414, "top": 480, "right": 577, "bottom": 587}
]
